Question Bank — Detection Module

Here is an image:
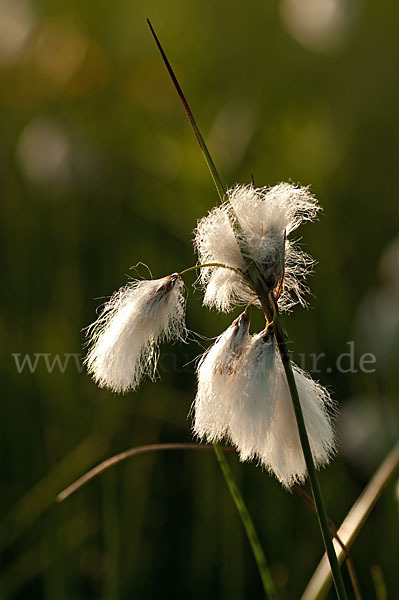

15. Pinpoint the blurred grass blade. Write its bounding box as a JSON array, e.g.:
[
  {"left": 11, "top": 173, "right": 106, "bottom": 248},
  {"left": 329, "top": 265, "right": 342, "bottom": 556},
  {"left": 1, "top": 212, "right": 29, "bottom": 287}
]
[
  {"left": 147, "top": 18, "right": 226, "bottom": 202},
  {"left": 214, "top": 444, "right": 279, "bottom": 599},
  {"left": 301, "top": 443, "right": 399, "bottom": 600}
]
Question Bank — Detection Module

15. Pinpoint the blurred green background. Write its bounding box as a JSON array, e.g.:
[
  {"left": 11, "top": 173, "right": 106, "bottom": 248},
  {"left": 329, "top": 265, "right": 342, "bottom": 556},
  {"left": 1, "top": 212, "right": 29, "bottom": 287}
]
[{"left": 1, "top": 0, "right": 398, "bottom": 598}]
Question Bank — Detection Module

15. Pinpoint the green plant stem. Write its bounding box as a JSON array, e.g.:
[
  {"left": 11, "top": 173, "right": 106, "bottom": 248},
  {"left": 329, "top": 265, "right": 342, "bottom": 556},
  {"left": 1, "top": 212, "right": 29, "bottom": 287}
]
[{"left": 213, "top": 443, "right": 278, "bottom": 599}]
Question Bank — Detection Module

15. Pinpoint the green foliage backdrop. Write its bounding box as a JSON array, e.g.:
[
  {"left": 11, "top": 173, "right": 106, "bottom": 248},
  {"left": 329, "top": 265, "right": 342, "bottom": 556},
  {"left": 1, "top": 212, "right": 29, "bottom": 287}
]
[{"left": 1, "top": 1, "right": 398, "bottom": 598}]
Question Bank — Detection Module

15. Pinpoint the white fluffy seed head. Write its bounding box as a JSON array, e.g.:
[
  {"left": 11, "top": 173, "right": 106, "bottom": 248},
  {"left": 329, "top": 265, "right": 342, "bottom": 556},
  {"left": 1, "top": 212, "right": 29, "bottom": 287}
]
[
  {"left": 194, "top": 183, "right": 321, "bottom": 312},
  {"left": 193, "top": 331, "right": 335, "bottom": 488},
  {"left": 193, "top": 313, "right": 251, "bottom": 442},
  {"left": 85, "top": 274, "right": 186, "bottom": 393}
]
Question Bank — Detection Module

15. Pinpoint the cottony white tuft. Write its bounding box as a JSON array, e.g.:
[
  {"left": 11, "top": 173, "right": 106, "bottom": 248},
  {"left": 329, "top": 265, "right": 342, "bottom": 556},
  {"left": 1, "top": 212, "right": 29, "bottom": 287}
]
[
  {"left": 194, "top": 183, "right": 320, "bottom": 312},
  {"left": 193, "top": 312, "right": 250, "bottom": 441},
  {"left": 85, "top": 274, "right": 186, "bottom": 393},
  {"left": 267, "top": 361, "right": 336, "bottom": 487},
  {"left": 194, "top": 329, "right": 335, "bottom": 488},
  {"left": 194, "top": 200, "right": 249, "bottom": 312}
]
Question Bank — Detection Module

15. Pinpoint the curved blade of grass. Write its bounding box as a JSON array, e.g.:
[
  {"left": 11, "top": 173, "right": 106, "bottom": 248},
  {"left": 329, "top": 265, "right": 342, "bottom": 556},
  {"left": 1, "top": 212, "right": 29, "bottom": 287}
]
[{"left": 56, "top": 443, "right": 214, "bottom": 502}]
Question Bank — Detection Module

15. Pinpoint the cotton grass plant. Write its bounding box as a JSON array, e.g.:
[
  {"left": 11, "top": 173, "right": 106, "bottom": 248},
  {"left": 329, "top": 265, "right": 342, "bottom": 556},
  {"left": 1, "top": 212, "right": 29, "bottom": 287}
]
[
  {"left": 85, "top": 177, "right": 337, "bottom": 492},
  {"left": 81, "top": 21, "right": 351, "bottom": 600}
]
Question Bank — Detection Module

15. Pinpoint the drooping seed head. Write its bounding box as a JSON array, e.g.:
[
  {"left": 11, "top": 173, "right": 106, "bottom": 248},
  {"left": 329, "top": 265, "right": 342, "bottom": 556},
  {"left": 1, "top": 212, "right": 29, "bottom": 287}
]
[
  {"left": 193, "top": 329, "right": 336, "bottom": 489},
  {"left": 193, "top": 312, "right": 251, "bottom": 442},
  {"left": 85, "top": 274, "right": 186, "bottom": 393}
]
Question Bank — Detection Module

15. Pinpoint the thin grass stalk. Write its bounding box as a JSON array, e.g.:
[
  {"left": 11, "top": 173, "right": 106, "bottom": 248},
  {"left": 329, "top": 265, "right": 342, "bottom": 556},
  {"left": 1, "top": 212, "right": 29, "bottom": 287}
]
[
  {"left": 56, "top": 443, "right": 214, "bottom": 502},
  {"left": 147, "top": 19, "right": 348, "bottom": 598},
  {"left": 213, "top": 443, "right": 278, "bottom": 599}
]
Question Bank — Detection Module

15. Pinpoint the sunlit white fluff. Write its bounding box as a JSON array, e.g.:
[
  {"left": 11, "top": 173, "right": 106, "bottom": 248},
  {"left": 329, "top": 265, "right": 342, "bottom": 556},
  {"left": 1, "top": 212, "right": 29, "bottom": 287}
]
[
  {"left": 203, "top": 268, "right": 251, "bottom": 313},
  {"left": 194, "top": 183, "right": 320, "bottom": 312},
  {"left": 267, "top": 361, "right": 336, "bottom": 487},
  {"left": 193, "top": 313, "right": 250, "bottom": 440},
  {"left": 194, "top": 201, "right": 251, "bottom": 312},
  {"left": 85, "top": 274, "right": 186, "bottom": 393},
  {"left": 194, "top": 330, "right": 335, "bottom": 488}
]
